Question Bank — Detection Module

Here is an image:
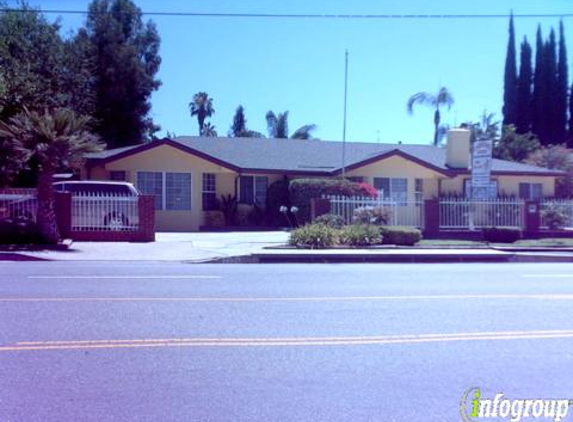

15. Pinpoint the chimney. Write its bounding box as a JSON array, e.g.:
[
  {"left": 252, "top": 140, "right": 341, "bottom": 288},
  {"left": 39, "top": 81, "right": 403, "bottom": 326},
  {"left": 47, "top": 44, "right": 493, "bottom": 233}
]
[{"left": 445, "top": 128, "right": 471, "bottom": 169}]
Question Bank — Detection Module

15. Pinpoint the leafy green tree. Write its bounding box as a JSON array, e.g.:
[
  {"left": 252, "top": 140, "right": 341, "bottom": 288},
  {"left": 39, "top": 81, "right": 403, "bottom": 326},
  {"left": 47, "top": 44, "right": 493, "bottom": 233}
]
[
  {"left": 516, "top": 37, "right": 533, "bottom": 134},
  {"left": 526, "top": 144, "right": 573, "bottom": 197},
  {"left": 0, "top": 4, "right": 68, "bottom": 119},
  {"left": 229, "top": 105, "right": 264, "bottom": 138},
  {"left": 189, "top": 92, "right": 214, "bottom": 136},
  {"left": 0, "top": 108, "right": 104, "bottom": 242},
  {"left": 503, "top": 13, "right": 518, "bottom": 126},
  {"left": 265, "top": 110, "right": 317, "bottom": 139},
  {"left": 407, "top": 87, "right": 454, "bottom": 146},
  {"left": 85, "top": 0, "right": 161, "bottom": 148},
  {"left": 556, "top": 20, "right": 568, "bottom": 143},
  {"left": 493, "top": 125, "right": 540, "bottom": 163}
]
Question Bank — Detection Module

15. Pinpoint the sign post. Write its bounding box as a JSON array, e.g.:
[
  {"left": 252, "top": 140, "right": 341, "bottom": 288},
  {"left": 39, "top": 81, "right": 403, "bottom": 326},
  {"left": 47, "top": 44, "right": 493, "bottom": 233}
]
[{"left": 469, "top": 136, "right": 493, "bottom": 229}]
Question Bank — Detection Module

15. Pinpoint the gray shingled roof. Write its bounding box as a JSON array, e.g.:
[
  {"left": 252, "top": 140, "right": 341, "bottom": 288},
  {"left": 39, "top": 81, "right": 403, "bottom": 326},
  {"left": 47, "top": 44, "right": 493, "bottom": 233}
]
[{"left": 86, "top": 136, "right": 563, "bottom": 175}]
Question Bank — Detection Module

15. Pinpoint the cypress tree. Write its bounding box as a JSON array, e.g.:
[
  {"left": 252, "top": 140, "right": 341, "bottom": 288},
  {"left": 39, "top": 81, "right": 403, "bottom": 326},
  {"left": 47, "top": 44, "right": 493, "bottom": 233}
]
[
  {"left": 503, "top": 13, "right": 518, "bottom": 125},
  {"left": 569, "top": 84, "right": 573, "bottom": 147},
  {"left": 516, "top": 37, "right": 533, "bottom": 133},
  {"left": 556, "top": 20, "right": 568, "bottom": 143},
  {"left": 532, "top": 26, "right": 546, "bottom": 143},
  {"left": 544, "top": 29, "right": 558, "bottom": 144}
]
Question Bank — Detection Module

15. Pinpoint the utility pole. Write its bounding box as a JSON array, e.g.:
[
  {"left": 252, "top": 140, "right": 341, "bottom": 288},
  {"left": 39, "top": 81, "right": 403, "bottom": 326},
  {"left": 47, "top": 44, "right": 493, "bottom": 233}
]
[{"left": 341, "top": 49, "right": 348, "bottom": 178}]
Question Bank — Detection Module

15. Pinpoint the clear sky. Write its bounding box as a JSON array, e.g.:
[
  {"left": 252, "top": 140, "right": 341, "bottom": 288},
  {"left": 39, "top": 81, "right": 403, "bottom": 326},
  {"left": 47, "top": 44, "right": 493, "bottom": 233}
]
[{"left": 13, "top": 0, "right": 573, "bottom": 145}]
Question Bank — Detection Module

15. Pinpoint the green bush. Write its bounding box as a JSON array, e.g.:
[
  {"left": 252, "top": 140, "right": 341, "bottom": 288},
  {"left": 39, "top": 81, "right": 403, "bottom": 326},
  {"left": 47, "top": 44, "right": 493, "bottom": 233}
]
[
  {"left": 204, "top": 211, "right": 226, "bottom": 228},
  {"left": 219, "top": 194, "right": 237, "bottom": 226},
  {"left": 289, "top": 178, "right": 377, "bottom": 224},
  {"left": 340, "top": 224, "right": 383, "bottom": 246},
  {"left": 266, "top": 178, "right": 291, "bottom": 226},
  {"left": 352, "top": 206, "right": 392, "bottom": 225},
  {"left": 482, "top": 226, "right": 523, "bottom": 243},
  {"left": 541, "top": 205, "right": 568, "bottom": 229},
  {"left": 313, "top": 213, "right": 345, "bottom": 229},
  {"left": 0, "top": 218, "right": 41, "bottom": 244},
  {"left": 288, "top": 223, "right": 339, "bottom": 249},
  {"left": 379, "top": 226, "right": 422, "bottom": 246},
  {"left": 236, "top": 204, "right": 253, "bottom": 226}
]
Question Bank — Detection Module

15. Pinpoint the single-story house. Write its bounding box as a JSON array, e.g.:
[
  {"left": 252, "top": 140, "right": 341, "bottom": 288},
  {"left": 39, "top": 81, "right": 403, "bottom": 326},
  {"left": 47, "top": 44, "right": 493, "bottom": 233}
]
[{"left": 83, "top": 128, "right": 563, "bottom": 231}]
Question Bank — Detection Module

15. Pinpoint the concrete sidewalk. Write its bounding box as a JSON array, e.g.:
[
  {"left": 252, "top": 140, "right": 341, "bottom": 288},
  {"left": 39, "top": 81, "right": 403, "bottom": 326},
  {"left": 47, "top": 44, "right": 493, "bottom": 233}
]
[
  {"left": 2, "top": 231, "right": 573, "bottom": 263},
  {"left": 1, "top": 231, "right": 290, "bottom": 262}
]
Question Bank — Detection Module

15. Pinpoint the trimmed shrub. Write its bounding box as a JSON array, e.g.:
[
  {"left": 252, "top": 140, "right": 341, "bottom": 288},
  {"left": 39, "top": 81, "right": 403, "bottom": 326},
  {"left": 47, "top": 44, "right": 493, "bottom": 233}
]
[
  {"left": 482, "top": 227, "right": 523, "bottom": 243},
  {"left": 289, "top": 178, "right": 377, "bottom": 224},
  {"left": 288, "top": 223, "right": 339, "bottom": 249},
  {"left": 313, "top": 213, "right": 345, "bottom": 229},
  {"left": 236, "top": 204, "right": 253, "bottom": 226},
  {"left": 340, "top": 224, "right": 383, "bottom": 246},
  {"left": 204, "top": 211, "right": 226, "bottom": 228},
  {"left": 266, "top": 178, "right": 291, "bottom": 226},
  {"left": 379, "top": 226, "right": 421, "bottom": 246},
  {"left": 0, "top": 218, "right": 41, "bottom": 244},
  {"left": 352, "top": 206, "right": 392, "bottom": 225},
  {"left": 541, "top": 205, "right": 568, "bottom": 229}
]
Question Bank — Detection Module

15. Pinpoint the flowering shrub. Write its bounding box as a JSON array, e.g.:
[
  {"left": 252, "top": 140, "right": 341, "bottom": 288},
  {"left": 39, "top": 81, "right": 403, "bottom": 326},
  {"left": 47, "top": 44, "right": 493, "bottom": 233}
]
[
  {"left": 357, "top": 182, "right": 378, "bottom": 198},
  {"left": 288, "top": 223, "right": 339, "bottom": 249},
  {"left": 352, "top": 206, "right": 392, "bottom": 225}
]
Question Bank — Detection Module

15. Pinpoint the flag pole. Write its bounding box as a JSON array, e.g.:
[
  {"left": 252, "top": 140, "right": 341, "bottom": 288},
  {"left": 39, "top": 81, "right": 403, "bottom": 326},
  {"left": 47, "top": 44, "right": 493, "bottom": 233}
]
[{"left": 341, "top": 49, "right": 348, "bottom": 178}]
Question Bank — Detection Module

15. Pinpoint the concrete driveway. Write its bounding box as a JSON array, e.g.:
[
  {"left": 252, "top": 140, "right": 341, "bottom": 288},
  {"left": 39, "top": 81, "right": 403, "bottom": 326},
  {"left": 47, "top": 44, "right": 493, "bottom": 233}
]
[{"left": 10, "top": 231, "right": 290, "bottom": 262}]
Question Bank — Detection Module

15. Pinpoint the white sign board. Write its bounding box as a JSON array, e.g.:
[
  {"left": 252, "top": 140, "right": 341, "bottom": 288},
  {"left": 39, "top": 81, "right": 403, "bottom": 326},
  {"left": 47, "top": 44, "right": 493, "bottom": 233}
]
[{"left": 471, "top": 138, "right": 493, "bottom": 189}]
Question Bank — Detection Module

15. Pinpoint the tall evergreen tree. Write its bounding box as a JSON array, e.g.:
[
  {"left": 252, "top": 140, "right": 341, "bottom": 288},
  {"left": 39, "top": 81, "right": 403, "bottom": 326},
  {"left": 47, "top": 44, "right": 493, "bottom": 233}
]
[
  {"left": 85, "top": 0, "right": 161, "bottom": 148},
  {"left": 503, "top": 13, "right": 518, "bottom": 126},
  {"left": 516, "top": 37, "right": 533, "bottom": 133},
  {"left": 556, "top": 20, "right": 568, "bottom": 143},
  {"left": 544, "top": 29, "right": 558, "bottom": 144},
  {"left": 569, "top": 83, "right": 573, "bottom": 147},
  {"left": 532, "top": 26, "right": 547, "bottom": 143}
]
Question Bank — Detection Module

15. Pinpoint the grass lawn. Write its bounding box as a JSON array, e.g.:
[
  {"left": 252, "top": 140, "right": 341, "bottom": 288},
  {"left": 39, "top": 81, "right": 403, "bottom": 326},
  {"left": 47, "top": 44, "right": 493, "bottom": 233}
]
[
  {"left": 417, "top": 239, "right": 486, "bottom": 247},
  {"left": 507, "top": 238, "right": 573, "bottom": 248}
]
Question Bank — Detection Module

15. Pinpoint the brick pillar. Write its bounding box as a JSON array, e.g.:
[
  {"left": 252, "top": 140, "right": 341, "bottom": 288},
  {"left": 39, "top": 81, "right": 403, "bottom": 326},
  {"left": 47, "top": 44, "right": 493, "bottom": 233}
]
[
  {"left": 424, "top": 199, "right": 440, "bottom": 237},
  {"left": 55, "top": 192, "right": 72, "bottom": 238},
  {"left": 310, "top": 198, "right": 331, "bottom": 220},
  {"left": 134, "top": 195, "right": 155, "bottom": 242},
  {"left": 524, "top": 200, "right": 540, "bottom": 237}
]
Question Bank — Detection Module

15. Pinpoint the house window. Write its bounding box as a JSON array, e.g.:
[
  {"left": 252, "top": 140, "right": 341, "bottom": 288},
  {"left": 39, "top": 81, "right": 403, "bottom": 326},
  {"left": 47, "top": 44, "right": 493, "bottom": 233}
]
[
  {"left": 519, "top": 182, "right": 542, "bottom": 200},
  {"left": 415, "top": 178, "right": 423, "bottom": 203},
  {"left": 202, "top": 173, "right": 217, "bottom": 211},
  {"left": 373, "top": 177, "right": 408, "bottom": 204},
  {"left": 137, "top": 172, "right": 163, "bottom": 210},
  {"left": 239, "top": 176, "right": 268, "bottom": 206},
  {"left": 137, "top": 172, "right": 192, "bottom": 210},
  {"left": 166, "top": 173, "right": 192, "bottom": 210},
  {"left": 110, "top": 171, "right": 126, "bottom": 181},
  {"left": 464, "top": 180, "right": 498, "bottom": 199}
]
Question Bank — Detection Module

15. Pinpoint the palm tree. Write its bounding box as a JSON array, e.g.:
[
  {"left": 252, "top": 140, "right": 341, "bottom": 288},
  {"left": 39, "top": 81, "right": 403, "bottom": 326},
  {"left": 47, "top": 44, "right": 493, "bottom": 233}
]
[
  {"left": 0, "top": 108, "right": 104, "bottom": 243},
  {"left": 189, "top": 92, "right": 215, "bottom": 136},
  {"left": 202, "top": 122, "right": 218, "bottom": 137},
  {"left": 265, "top": 110, "right": 317, "bottom": 139},
  {"left": 407, "top": 87, "right": 454, "bottom": 146}
]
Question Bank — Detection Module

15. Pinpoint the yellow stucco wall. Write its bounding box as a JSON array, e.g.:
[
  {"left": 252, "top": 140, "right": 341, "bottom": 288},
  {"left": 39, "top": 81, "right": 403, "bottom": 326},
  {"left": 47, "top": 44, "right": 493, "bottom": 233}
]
[
  {"left": 88, "top": 145, "right": 287, "bottom": 231},
  {"left": 440, "top": 175, "right": 556, "bottom": 197},
  {"left": 344, "top": 155, "right": 445, "bottom": 200}
]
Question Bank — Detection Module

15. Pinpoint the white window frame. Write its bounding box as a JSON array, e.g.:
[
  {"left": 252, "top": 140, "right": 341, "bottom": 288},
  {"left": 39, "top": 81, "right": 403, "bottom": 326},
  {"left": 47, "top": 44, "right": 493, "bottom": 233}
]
[
  {"left": 137, "top": 171, "right": 192, "bottom": 211},
  {"left": 373, "top": 177, "right": 408, "bottom": 205},
  {"left": 202, "top": 173, "right": 217, "bottom": 211}
]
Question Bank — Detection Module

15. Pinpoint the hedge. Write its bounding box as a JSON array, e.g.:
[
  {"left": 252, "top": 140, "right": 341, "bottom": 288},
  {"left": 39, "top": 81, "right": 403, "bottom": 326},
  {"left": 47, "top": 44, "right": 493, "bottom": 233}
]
[
  {"left": 482, "top": 227, "right": 523, "bottom": 243},
  {"left": 288, "top": 223, "right": 339, "bottom": 249},
  {"left": 379, "top": 226, "right": 421, "bottom": 246},
  {"left": 0, "top": 218, "right": 42, "bottom": 244},
  {"left": 266, "top": 178, "right": 291, "bottom": 226},
  {"left": 340, "top": 224, "right": 383, "bottom": 246}
]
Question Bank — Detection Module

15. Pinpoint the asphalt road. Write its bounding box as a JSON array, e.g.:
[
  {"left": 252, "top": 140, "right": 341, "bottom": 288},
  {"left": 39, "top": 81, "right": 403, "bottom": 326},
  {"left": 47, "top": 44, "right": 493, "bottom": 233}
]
[{"left": 1, "top": 262, "right": 573, "bottom": 422}]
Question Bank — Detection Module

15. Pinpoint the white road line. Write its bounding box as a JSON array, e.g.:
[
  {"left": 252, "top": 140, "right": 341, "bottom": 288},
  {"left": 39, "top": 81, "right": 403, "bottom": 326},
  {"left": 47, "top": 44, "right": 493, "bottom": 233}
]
[
  {"left": 27, "top": 275, "right": 222, "bottom": 280},
  {"left": 2, "top": 294, "right": 573, "bottom": 302}
]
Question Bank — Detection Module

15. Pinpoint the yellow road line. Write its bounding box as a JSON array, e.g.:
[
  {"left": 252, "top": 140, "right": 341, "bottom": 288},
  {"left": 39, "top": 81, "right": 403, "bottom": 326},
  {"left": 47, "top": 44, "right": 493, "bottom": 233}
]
[
  {"left": 2, "top": 294, "right": 573, "bottom": 303},
  {"left": 4, "top": 330, "right": 573, "bottom": 352},
  {"left": 27, "top": 275, "right": 222, "bottom": 280}
]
